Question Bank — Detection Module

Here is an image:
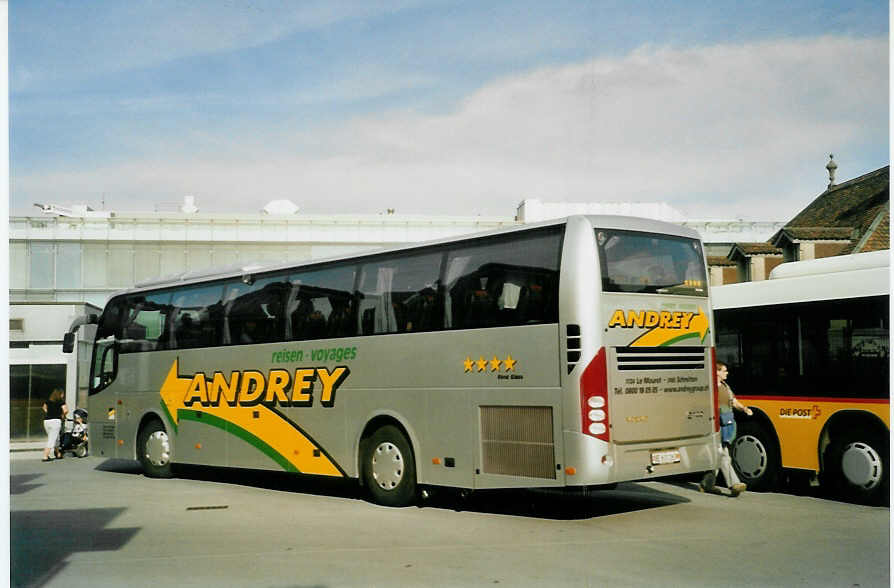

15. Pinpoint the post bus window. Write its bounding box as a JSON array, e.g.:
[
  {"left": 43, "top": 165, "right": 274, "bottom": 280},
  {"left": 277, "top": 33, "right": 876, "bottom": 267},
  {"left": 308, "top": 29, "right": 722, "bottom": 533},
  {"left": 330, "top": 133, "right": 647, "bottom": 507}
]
[
  {"left": 800, "top": 298, "right": 889, "bottom": 399},
  {"left": 850, "top": 298, "right": 890, "bottom": 398},
  {"left": 288, "top": 265, "right": 357, "bottom": 340},
  {"left": 171, "top": 284, "right": 225, "bottom": 349},
  {"left": 444, "top": 230, "right": 561, "bottom": 330},
  {"left": 597, "top": 230, "right": 707, "bottom": 296},
  {"left": 717, "top": 306, "right": 798, "bottom": 396},
  {"left": 358, "top": 252, "right": 443, "bottom": 335},
  {"left": 222, "top": 275, "right": 290, "bottom": 345}
]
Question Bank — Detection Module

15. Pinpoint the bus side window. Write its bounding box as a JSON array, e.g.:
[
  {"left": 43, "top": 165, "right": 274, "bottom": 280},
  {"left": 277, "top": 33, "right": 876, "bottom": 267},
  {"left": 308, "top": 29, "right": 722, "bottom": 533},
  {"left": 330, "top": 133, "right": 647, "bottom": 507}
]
[
  {"left": 444, "top": 229, "right": 561, "bottom": 330},
  {"left": 358, "top": 252, "right": 442, "bottom": 335},
  {"left": 327, "top": 294, "right": 354, "bottom": 337},
  {"left": 288, "top": 265, "right": 357, "bottom": 340},
  {"left": 170, "top": 284, "right": 225, "bottom": 350},
  {"left": 117, "top": 292, "right": 173, "bottom": 354},
  {"left": 221, "top": 275, "right": 290, "bottom": 345},
  {"left": 291, "top": 296, "right": 327, "bottom": 340}
]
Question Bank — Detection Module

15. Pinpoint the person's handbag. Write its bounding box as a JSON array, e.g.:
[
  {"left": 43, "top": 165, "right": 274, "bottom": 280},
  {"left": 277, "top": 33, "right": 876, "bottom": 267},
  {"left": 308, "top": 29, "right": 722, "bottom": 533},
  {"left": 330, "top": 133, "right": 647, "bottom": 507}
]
[{"left": 719, "top": 410, "right": 736, "bottom": 444}]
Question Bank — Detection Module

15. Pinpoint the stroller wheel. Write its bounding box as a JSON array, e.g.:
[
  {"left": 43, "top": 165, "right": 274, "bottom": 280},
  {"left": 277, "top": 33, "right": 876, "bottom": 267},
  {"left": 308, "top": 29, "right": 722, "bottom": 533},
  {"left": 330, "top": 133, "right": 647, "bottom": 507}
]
[{"left": 76, "top": 444, "right": 88, "bottom": 458}]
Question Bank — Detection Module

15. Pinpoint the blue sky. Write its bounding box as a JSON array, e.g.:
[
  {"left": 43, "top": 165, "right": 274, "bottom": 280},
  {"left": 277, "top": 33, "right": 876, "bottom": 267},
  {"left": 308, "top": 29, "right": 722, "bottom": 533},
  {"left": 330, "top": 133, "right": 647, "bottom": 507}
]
[{"left": 9, "top": 1, "right": 890, "bottom": 220}]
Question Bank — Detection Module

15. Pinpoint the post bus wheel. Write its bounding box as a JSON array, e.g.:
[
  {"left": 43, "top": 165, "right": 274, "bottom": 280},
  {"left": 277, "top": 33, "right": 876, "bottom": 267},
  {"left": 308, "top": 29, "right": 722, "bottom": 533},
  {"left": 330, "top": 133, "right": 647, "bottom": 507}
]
[
  {"left": 731, "top": 419, "right": 780, "bottom": 491},
  {"left": 823, "top": 432, "right": 888, "bottom": 505},
  {"left": 362, "top": 425, "right": 417, "bottom": 507},
  {"left": 138, "top": 419, "right": 173, "bottom": 479}
]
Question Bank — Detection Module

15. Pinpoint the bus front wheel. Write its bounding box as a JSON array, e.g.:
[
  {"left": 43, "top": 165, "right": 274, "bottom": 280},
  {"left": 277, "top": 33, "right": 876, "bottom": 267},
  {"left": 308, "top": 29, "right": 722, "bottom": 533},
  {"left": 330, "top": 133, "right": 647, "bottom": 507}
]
[
  {"left": 731, "top": 419, "right": 780, "bottom": 491},
  {"left": 137, "top": 419, "right": 173, "bottom": 479},
  {"left": 823, "top": 431, "right": 888, "bottom": 505},
  {"left": 362, "top": 425, "right": 417, "bottom": 507}
]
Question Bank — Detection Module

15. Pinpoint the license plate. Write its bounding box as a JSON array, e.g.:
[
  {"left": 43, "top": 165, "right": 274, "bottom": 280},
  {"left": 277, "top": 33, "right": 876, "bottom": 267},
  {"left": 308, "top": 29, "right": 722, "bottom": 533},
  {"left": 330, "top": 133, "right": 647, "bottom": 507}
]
[{"left": 651, "top": 449, "right": 681, "bottom": 465}]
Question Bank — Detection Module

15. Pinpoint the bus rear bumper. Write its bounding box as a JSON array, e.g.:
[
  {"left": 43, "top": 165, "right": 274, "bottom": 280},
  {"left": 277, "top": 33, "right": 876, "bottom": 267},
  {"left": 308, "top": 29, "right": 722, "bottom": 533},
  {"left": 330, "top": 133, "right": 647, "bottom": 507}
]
[{"left": 562, "top": 431, "right": 720, "bottom": 486}]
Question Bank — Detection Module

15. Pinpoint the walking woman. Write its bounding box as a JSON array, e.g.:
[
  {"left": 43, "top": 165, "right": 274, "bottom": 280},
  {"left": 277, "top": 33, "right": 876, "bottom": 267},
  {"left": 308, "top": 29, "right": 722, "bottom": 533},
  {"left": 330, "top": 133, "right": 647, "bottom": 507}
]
[
  {"left": 42, "top": 387, "right": 68, "bottom": 461},
  {"left": 702, "top": 361, "right": 753, "bottom": 496}
]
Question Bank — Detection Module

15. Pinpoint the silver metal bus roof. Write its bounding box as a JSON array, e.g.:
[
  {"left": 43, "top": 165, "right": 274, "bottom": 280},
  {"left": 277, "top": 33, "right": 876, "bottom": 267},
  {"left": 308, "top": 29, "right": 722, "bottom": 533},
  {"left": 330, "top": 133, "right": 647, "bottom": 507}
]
[{"left": 114, "top": 214, "right": 702, "bottom": 300}]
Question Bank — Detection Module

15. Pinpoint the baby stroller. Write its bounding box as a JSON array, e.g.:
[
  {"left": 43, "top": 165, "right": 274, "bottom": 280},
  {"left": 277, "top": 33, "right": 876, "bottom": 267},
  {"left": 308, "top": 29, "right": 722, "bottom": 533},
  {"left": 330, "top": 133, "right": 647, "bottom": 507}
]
[{"left": 59, "top": 408, "right": 89, "bottom": 458}]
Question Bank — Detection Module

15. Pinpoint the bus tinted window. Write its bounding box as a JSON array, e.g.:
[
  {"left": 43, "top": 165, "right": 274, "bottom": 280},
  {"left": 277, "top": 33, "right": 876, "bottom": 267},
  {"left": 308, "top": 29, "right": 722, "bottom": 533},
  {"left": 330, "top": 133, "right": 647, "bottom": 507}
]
[
  {"left": 445, "top": 229, "right": 561, "bottom": 329},
  {"left": 288, "top": 265, "right": 357, "bottom": 340},
  {"left": 171, "top": 285, "right": 225, "bottom": 349},
  {"left": 715, "top": 307, "right": 799, "bottom": 396},
  {"left": 222, "top": 275, "right": 290, "bottom": 345},
  {"left": 104, "top": 292, "right": 174, "bottom": 354},
  {"left": 596, "top": 230, "right": 707, "bottom": 296},
  {"left": 121, "top": 292, "right": 174, "bottom": 352},
  {"left": 716, "top": 297, "right": 889, "bottom": 399},
  {"left": 358, "top": 252, "right": 442, "bottom": 335}
]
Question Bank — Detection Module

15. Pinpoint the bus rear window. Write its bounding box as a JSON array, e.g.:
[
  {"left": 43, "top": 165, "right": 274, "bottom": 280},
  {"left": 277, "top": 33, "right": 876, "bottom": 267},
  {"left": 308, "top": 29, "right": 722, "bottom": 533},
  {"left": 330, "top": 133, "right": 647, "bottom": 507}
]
[{"left": 596, "top": 229, "right": 707, "bottom": 296}]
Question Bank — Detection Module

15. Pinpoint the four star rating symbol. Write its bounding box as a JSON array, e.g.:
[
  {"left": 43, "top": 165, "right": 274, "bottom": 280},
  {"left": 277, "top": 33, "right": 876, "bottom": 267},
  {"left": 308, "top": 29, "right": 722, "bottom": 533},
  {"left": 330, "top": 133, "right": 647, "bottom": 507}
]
[{"left": 463, "top": 354, "right": 517, "bottom": 373}]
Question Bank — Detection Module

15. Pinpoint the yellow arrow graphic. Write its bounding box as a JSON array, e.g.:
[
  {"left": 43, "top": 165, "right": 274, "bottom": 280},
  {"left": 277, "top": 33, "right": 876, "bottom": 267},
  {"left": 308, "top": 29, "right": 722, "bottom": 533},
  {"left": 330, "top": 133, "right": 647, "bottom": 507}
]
[
  {"left": 159, "top": 358, "right": 343, "bottom": 477},
  {"left": 630, "top": 308, "right": 710, "bottom": 347}
]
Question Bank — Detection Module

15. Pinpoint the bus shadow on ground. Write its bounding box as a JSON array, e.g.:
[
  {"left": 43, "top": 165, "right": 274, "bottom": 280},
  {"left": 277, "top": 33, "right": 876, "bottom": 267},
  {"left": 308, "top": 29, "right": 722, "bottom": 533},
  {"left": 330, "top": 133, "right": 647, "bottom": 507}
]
[
  {"left": 425, "top": 483, "right": 690, "bottom": 520},
  {"left": 10, "top": 507, "right": 140, "bottom": 588},
  {"left": 94, "top": 459, "right": 690, "bottom": 519},
  {"left": 96, "top": 459, "right": 365, "bottom": 501}
]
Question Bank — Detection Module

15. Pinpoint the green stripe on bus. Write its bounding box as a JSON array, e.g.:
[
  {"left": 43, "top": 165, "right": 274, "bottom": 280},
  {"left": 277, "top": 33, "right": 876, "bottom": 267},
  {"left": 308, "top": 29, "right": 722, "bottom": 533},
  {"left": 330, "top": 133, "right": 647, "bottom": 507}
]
[
  {"left": 159, "top": 400, "right": 178, "bottom": 435},
  {"left": 178, "top": 410, "right": 300, "bottom": 473},
  {"left": 659, "top": 332, "right": 701, "bottom": 346}
]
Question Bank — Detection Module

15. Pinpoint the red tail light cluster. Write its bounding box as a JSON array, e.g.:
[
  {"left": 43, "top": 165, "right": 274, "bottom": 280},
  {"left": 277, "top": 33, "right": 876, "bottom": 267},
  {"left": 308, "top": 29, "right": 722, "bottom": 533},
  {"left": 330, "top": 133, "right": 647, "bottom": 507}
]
[
  {"left": 710, "top": 347, "right": 720, "bottom": 432},
  {"left": 580, "top": 347, "right": 610, "bottom": 442}
]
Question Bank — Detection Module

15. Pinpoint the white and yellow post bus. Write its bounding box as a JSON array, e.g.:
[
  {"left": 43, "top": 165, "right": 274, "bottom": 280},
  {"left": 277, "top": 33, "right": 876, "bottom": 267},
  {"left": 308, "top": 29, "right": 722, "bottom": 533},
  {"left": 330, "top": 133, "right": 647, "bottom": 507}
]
[
  {"left": 66, "top": 215, "right": 720, "bottom": 506},
  {"left": 713, "top": 250, "right": 889, "bottom": 504}
]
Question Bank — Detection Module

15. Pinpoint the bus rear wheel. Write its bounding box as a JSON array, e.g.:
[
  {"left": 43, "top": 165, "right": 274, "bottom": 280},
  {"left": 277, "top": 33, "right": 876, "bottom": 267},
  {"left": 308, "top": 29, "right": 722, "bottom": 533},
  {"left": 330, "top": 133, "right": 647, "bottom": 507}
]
[
  {"left": 731, "top": 419, "right": 780, "bottom": 491},
  {"left": 823, "top": 431, "right": 888, "bottom": 505},
  {"left": 138, "top": 419, "right": 173, "bottom": 479},
  {"left": 362, "top": 425, "right": 417, "bottom": 507}
]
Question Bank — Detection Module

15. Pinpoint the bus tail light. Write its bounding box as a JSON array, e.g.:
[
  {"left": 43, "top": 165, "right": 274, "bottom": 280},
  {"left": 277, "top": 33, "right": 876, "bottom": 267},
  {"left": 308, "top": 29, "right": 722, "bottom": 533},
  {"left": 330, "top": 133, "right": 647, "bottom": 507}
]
[
  {"left": 581, "top": 347, "right": 610, "bottom": 442},
  {"left": 711, "top": 347, "right": 720, "bottom": 432}
]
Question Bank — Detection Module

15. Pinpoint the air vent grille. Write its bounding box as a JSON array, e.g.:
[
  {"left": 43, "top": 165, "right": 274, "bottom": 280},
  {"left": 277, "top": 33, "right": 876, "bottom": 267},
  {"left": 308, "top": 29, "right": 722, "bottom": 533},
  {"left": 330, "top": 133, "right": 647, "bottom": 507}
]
[
  {"left": 566, "top": 324, "right": 581, "bottom": 374},
  {"left": 480, "top": 406, "right": 555, "bottom": 479},
  {"left": 615, "top": 346, "right": 705, "bottom": 371}
]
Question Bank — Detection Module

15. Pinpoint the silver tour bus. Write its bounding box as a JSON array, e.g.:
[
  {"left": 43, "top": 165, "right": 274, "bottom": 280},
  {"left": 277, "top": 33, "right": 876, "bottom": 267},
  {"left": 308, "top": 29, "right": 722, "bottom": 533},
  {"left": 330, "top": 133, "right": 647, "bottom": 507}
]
[{"left": 67, "top": 215, "right": 720, "bottom": 506}]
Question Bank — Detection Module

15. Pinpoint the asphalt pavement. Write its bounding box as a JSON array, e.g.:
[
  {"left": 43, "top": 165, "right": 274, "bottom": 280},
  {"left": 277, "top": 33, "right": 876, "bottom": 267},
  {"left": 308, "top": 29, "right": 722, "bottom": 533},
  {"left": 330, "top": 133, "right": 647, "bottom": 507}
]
[{"left": 10, "top": 450, "right": 891, "bottom": 588}]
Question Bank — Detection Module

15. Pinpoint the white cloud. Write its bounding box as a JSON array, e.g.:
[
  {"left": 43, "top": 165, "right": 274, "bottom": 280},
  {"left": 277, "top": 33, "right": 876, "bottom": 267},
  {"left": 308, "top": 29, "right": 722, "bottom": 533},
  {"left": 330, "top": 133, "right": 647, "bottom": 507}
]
[{"left": 13, "top": 35, "right": 888, "bottom": 221}]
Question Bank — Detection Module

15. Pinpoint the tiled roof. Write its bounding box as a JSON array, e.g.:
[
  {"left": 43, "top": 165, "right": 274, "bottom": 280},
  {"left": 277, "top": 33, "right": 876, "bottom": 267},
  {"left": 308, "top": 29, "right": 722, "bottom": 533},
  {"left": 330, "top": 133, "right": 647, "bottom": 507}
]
[
  {"left": 841, "top": 209, "right": 890, "bottom": 254},
  {"left": 776, "top": 227, "right": 854, "bottom": 241},
  {"left": 732, "top": 242, "right": 783, "bottom": 255},
  {"left": 861, "top": 211, "right": 890, "bottom": 252},
  {"left": 707, "top": 255, "right": 736, "bottom": 267},
  {"left": 771, "top": 165, "right": 889, "bottom": 251},
  {"left": 787, "top": 166, "right": 888, "bottom": 230}
]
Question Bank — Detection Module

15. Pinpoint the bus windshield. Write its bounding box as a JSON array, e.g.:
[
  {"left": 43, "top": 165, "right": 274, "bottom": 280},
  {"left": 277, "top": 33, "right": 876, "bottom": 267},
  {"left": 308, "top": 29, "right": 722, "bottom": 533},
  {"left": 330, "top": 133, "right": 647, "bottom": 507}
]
[{"left": 596, "top": 229, "right": 707, "bottom": 296}]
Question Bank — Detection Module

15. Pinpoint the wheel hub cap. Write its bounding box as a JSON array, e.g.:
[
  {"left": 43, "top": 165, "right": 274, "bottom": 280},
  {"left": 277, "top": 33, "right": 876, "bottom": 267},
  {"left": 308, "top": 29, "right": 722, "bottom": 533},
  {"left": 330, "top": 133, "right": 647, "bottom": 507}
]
[
  {"left": 145, "top": 431, "right": 171, "bottom": 467},
  {"left": 732, "top": 434, "right": 768, "bottom": 480},
  {"left": 371, "top": 442, "right": 404, "bottom": 491},
  {"left": 841, "top": 442, "right": 883, "bottom": 489}
]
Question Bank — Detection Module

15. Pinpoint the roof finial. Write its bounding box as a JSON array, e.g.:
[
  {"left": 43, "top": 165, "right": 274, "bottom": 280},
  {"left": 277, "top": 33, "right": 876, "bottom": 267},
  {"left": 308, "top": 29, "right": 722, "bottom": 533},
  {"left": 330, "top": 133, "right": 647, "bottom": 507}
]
[{"left": 826, "top": 154, "right": 838, "bottom": 189}]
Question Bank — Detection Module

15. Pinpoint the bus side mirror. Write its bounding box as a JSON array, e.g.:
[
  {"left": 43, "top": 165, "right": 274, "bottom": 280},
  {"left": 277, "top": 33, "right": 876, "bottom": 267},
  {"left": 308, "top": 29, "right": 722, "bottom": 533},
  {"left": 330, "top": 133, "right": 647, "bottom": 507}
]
[
  {"left": 62, "top": 332, "right": 75, "bottom": 354},
  {"left": 63, "top": 313, "right": 99, "bottom": 353}
]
